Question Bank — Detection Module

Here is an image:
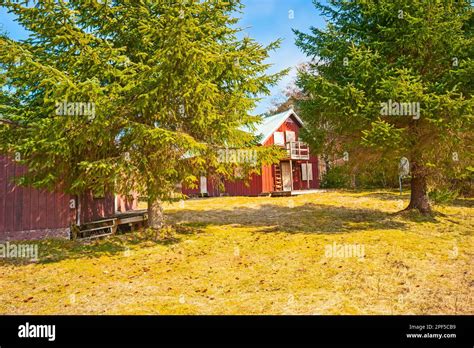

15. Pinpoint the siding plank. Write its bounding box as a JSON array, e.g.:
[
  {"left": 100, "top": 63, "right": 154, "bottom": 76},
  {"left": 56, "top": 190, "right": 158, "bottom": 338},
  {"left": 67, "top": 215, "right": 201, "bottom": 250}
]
[
  {"left": 5, "top": 158, "right": 15, "bottom": 232},
  {"left": 0, "top": 156, "right": 6, "bottom": 234},
  {"left": 0, "top": 155, "right": 82, "bottom": 239}
]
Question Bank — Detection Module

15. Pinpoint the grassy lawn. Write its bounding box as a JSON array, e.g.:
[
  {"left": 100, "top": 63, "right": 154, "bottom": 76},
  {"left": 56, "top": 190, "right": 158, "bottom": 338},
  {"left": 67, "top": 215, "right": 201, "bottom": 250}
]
[{"left": 0, "top": 190, "right": 472, "bottom": 315}]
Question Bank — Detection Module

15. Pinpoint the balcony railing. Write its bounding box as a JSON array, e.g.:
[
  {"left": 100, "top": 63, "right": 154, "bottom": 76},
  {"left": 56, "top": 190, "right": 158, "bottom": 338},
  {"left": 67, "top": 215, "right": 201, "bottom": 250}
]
[{"left": 286, "top": 141, "right": 310, "bottom": 160}]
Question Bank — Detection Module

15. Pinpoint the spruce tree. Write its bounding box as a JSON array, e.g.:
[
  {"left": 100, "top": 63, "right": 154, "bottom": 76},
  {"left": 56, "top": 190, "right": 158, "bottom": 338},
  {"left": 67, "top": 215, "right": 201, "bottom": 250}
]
[
  {"left": 295, "top": 0, "right": 473, "bottom": 214},
  {"left": 0, "top": 0, "right": 285, "bottom": 228}
]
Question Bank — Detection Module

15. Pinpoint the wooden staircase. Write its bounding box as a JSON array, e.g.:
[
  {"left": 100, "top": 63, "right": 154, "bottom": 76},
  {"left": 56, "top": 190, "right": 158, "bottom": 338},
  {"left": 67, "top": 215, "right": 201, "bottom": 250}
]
[{"left": 274, "top": 164, "right": 282, "bottom": 191}]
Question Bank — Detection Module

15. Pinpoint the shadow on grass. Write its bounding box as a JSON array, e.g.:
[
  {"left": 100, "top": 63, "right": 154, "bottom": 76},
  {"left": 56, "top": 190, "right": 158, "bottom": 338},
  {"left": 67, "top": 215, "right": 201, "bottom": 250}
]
[
  {"left": 0, "top": 227, "right": 199, "bottom": 266},
  {"left": 390, "top": 209, "right": 442, "bottom": 223},
  {"left": 357, "top": 191, "right": 410, "bottom": 201},
  {"left": 167, "top": 202, "right": 409, "bottom": 234},
  {"left": 359, "top": 191, "right": 474, "bottom": 209},
  {"left": 448, "top": 198, "right": 474, "bottom": 209},
  {"left": 5, "top": 191, "right": 464, "bottom": 266},
  {"left": 358, "top": 191, "right": 473, "bottom": 222}
]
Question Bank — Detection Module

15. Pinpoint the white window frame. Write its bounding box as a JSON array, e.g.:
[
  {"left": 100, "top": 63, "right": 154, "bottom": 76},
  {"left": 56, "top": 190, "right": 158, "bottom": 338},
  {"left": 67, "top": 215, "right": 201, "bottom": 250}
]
[
  {"left": 273, "top": 132, "right": 285, "bottom": 146},
  {"left": 200, "top": 176, "right": 208, "bottom": 194},
  {"left": 301, "top": 163, "right": 313, "bottom": 181},
  {"left": 285, "top": 130, "right": 296, "bottom": 143}
]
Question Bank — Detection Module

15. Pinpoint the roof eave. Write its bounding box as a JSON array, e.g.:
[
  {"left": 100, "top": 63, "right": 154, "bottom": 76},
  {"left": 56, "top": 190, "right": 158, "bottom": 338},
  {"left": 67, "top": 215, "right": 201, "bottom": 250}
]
[{"left": 259, "top": 109, "right": 304, "bottom": 145}]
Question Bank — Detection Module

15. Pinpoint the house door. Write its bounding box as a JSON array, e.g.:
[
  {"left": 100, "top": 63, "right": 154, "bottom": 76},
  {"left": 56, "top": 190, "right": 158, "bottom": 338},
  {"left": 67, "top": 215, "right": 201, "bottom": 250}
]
[
  {"left": 200, "top": 176, "right": 208, "bottom": 195},
  {"left": 281, "top": 162, "right": 292, "bottom": 192}
]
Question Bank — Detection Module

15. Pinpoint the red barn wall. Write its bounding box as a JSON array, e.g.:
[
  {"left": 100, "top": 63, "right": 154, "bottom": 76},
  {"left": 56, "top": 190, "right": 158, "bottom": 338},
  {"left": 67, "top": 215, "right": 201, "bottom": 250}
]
[
  {"left": 292, "top": 156, "right": 320, "bottom": 190},
  {"left": 223, "top": 172, "right": 262, "bottom": 196},
  {"left": 0, "top": 155, "right": 73, "bottom": 241},
  {"left": 0, "top": 155, "right": 120, "bottom": 240},
  {"left": 182, "top": 185, "right": 200, "bottom": 197},
  {"left": 262, "top": 115, "right": 301, "bottom": 147},
  {"left": 79, "top": 191, "right": 115, "bottom": 224},
  {"left": 182, "top": 176, "right": 220, "bottom": 197},
  {"left": 262, "top": 115, "right": 319, "bottom": 191},
  {"left": 259, "top": 115, "right": 303, "bottom": 193},
  {"left": 206, "top": 177, "right": 220, "bottom": 197},
  {"left": 183, "top": 174, "right": 262, "bottom": 197},
  {"left": 181, "top": 114, "right": 320, "bottom": 197},
  {"left": 261, "top": 164, "right": 274, "bottom": 193}
]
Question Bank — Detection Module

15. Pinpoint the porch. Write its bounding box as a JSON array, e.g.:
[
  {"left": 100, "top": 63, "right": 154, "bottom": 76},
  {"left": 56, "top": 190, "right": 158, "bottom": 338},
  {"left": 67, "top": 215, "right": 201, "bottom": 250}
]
[
  {"left": 284, "top": 141, "right": 310, "bottom": 161},
  {"left": 270, "top": 189, "right": 326, "bottom": 197},
  {"left": 74, "top": 209, "right": 148, "bottom": 240},
  {"left": 273, "top": 142, "right": 316, "bottom": 195}
]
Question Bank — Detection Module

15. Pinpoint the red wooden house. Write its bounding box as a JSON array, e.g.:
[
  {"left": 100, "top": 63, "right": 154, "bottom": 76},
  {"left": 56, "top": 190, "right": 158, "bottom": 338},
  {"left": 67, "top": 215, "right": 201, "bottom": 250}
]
[
  {"left": 183, "top": 108, "right": 320, "bottom": 197},
  {"left": 0, "top": 155, "right": 140, "bottom": 241}
]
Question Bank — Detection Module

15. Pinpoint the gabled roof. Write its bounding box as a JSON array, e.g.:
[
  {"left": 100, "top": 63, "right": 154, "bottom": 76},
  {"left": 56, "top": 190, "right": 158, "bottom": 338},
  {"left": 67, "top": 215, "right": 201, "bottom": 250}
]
[{"left": 251, "top": 108, "right": 304, "bottom": 145}]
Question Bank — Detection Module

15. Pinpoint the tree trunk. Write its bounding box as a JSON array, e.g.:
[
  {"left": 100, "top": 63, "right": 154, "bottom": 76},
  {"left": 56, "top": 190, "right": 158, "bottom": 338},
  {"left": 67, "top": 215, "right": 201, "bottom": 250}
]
[
  {"left": 147, "top": 197, "right": 164, "bottom": 230},
  {"left": 405, "top": 163, "right": 432, "bottom": 215}
]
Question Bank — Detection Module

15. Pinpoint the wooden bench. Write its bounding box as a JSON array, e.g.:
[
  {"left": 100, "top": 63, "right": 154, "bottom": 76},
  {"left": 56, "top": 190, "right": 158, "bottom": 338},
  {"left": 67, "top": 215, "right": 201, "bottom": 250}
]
[{"left": 75, "top": 218, "right": 118, "bottom": 240}]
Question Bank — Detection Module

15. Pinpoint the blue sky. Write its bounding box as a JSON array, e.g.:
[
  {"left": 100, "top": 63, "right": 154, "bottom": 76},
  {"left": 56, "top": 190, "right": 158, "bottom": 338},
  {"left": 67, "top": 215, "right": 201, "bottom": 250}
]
[
  {"left": 0, "top": 0, "right": 325, "bottom": 115},
  {"left": 240, "top": 0, "right": 324, "bottom": 114}
]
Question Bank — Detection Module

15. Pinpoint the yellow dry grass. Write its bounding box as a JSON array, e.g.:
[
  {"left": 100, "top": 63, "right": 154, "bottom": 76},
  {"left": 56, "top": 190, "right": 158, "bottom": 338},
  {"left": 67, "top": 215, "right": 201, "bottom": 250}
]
[{"left": 0, "top": 190, "right": 472, "bottom": 314}]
